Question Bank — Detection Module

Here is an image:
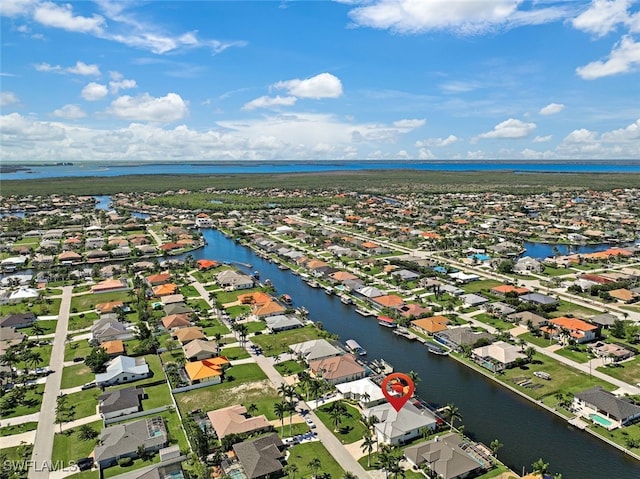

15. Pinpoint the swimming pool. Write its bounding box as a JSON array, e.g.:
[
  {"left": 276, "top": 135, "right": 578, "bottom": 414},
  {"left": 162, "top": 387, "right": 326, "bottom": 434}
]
[{"left": 590, "top": 413, "right": 613, "bottom": 427}]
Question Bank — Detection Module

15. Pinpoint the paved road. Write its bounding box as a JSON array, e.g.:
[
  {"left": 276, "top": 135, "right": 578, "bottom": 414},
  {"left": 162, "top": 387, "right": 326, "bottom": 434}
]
[{"left": 28, "top": 285, "right": 73, "bottom": 479}]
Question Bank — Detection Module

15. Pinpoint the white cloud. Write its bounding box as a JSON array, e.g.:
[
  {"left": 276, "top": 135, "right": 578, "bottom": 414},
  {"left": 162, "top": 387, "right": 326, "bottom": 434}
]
[
  {"left": 477, "top": 118, "right": 536, "bottom": 140},
  {"left": 347, "top": 0, "right": 571, "bottom": 35},
  {"left": 571, "top": 0, "right": 631, "bottom": 37},
  {"left": 274, "top": 73, "right": 343, "bottom": 99},
  {"left": 563, "top": 128, "right": 598, "bottom": 143},
  {"left": 539, "top": 103, "right": 565, "bottom": 115},
  {"left": 576, "top": 35, "right": 640, "bottom": 79},
  {"left": 81, "top": 82, "right": 108, "bottom": 101},
  {"left": 417, "top": 148, "right": 436, "bottom": 159},
  {"left": 109, "top": 79, "right": 137, "bottom": 94},
  {"left": 107, "top": 93, "right": 188, "bottom": 122},
  {"left": 601, "top": 118, "right": 640, "bottom": 141},
  {"left": 242, "top": 95, "right": 298, "bottom": 111},
  {"left": 533, "top": 135, "right": 552, "bottom": 143},
  {"left": 392, "top": 118, "right": 426, "bottom": 129},
  {"left": 33, "top": 1, "right": 105, "bottom": 34},
  {"left": 416, "top": 134, "right": 458, "bottom": 147},
  {"left": 35, "top": 61, "right": 101, "bottom": 76},
  {"left": 0, "top": 0, "right": 38, "bottom": 17},
  {"left": 51, "top": 104, "right": 86, "bottom": 119},
  {"left": 67, "top": 61, "right": 101, "bottom": 76},
  {"left": 0, "top": 91, "right": 19, "bottom": 107}
]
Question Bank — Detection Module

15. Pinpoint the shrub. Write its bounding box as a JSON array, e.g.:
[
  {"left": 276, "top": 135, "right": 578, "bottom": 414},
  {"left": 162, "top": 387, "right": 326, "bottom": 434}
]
[{"left": 117, "top": 457, "right": 133, "bottom": 467}]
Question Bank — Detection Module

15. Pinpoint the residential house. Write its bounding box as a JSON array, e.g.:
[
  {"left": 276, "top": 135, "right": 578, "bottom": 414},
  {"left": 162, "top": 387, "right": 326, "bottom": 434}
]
[
  {"left": 253, "top": 300, "right": 286, "bottom": 319},
  {"left": 95, "top": 301, "right": 126, "bottom": 314},
  {"left": 145, "top": 273, "right": 172, "bottom": 287},
  {"left": 404, "top": 432, "right": 485, "bottom": 479},
  {"left": 289, "top": 339, "right": 342, "bottom": 363},
  {"left": 547, "top": 317, "right": 598, "bottom": 344},
  {"left": 371, "top": 295, "right": 405, "bottom": 311},
  {"left": 335, "top": 378, "right": 386, "bottom": 408},
  {"left": 460, "top": 293, "right": 488, "bottom": 308},
  {"left": 514, "top": 256, "right": 544, "bottom": 273},
  {"left": 264, "top": 314, "right": 304, "bottom": 333},
  {"left": 216, "top": 270, "right": 254, "bottom": 290},
  {"left": 472, "top": 341, "right": 526, "bottom": 372},
  {"left": 399, "top": 303, "right": 431, "bottom": 319},
  {"left": 183, "top": 339, "right": 219, "bottom": 362},
  {"left": 608, "top": 289, "right": 638, "bottom": 303},
  {"left": 161, "top": 314, "right": 192, "bottom": 330},
  {"left": 92, "top": 278, "right": 129, "bottom": 294},
  {"left": 173, "top": 327, "right": 205, "bottom": 345},
  {"left": 485, "top": 302, "right": 516, "bottom": 317},
  {"left": 490, "top": 285, "right": 530, "bottom": 297},
  {"left": 153, "top": 283, "right": 179, "bottom": 297},
  {"left": 91, "top": 318, "right": 134, "bottom": 343},
  {"left": 100, "top": 340, "right": 125, "bottom": 357},
  {"left": 98, "top": 386, "right": 144, "bottom": 420},
  {"left": 95, "top": 356, "right": 150, "bottom": 387},
  {"left": 520, "top": 293, "right": 558, "bottom": 307},
  {"left": 163, "top": 303, "right": 193, "bottom": 316},
  {"left": 308, "top": 354, "right": 366, "bottom": 385},
  {"left": 184, "top": 357, "right": 229, "bottom": 385},
  {"left": 588, "top": 342, "right": 634, "bottom": 362},
  {"left": 411, "top": 315, "right": 449, "bottom": 335},
  {"left": 364, "top": 402, "right": 438, "bottom": 445},
  {"left": 588, "top": 313, "right": 619, "bottom": 329},
  {"left": 232, "top": 434, "right": 285, "bottom": 479},
  {"left": 434, "top": 327, "right": 494, "bottom": 352},
  {"left": 93, "top": 417, "right": 168, "bottom": 468},
  {"left": 574, "top": 386, "right": 640, "bottom": 429},
  {"left": 207, "top": 404, "right": 271, "bottom": 439},
  {"left": 507, "top": 311, "right": 548, "bottom": 327},
  {"left": 161, "top": 294, "right": 185, "bottom": 306},
  {"left": 0, "top": 312, "right": 35, "bottom": 329}
]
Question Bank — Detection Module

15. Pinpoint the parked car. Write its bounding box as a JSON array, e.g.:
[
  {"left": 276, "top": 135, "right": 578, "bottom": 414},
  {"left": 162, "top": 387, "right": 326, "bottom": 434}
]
[
  {"left": 75, "top": 458, "right": 93, "bottom": 471},
  {"left": 305, "top": 418, "right": 316, "bottom": 428},
  {"left": 81, "top": 381, "right": 96, "bottom": 390},
  {"left": 73, "top": 357, "right": 85, "bottom": 363}
]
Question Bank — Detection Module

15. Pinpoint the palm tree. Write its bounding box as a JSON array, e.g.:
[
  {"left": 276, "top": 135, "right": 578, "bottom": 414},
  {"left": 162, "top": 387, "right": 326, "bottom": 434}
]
[
  {"left": 307, "top": 458, "right": 321, "bottom": 479},
  {"left": 531, "top": 458, "right": 550, "bottom": 478},
  {"left": 343, "top": 473, "right": 357, "bottom": 479},
  {"left": 407, "top": 370, "right": 420, "bottom": 387},
  {"left": 30, "top": 323, "right": 45, "bottom": 342},
  {"left": 273, "top": 402, "right": 287, "bottom": 435},
  {"left": 328, "top": 402, "right": 346, "bottom": 432},
  {"left": 443, "top": 403, "right": 462, "bottom": 431},
  {"left": 361, "top": 432, "right": 376, "bottom": 468},
  {"left": 0, "top": 348, "right": 20, "bottom": 381},
  {"left": 284, "top": 464, "right": 298, "bottom": 479},
  {"left": 247, "top": 403, "right": 258, "bottom": 416},
  {"left": 525, "top": 346, "right": 536, "bottom": 363},
  {"left": 297, "top": 371, "right": 311, "bottom": 400},
  {"left": 490, "top": 439, "right": 503, "bottom": 459}
]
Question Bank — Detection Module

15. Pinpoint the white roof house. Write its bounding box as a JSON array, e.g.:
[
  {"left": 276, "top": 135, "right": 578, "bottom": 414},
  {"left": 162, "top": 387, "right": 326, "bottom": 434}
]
[
  {"left": 95, "top": 356, "right": 150, "bottom": 386},
  {"left": 472, "top": 341, "right": 526, "bottom": 372},
  {"left": 364, "top": 401, "right": 438, "bottom": 445},
  {"left": 289, "top": 339, "right": 342, "bottom": 363},
  {"left": 336, "top": 378, "right": 386, "bottom": 408}
]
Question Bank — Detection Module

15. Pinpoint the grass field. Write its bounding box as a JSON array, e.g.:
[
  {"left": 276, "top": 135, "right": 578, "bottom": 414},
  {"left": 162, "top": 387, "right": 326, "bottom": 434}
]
[
  {"left": 52, "top": 420, "right": 102, "bottom": 463},
  {"left": 462, "top": 280, "right": 502, "bottom": 294},
  {"left": 64, "top": 389, "right": 101, "bottom": 419},
  {"left": 0, "top": 422, "right": 38, "bottom": 437},
  {"left": 251, "top": 325, "right": 325, "bottom": 356},
  {"left": 70, "top": 291, "right": 131, "bottom": 312},
  {"left": 174, "top": 363, "right": 271, "bottom": 414},
  {"left": 596, "top": 356, "right": 640, "bottom": 385},
  {"left": 64, "top": 339, "right": 93, "bottom": 361},
  {"left": 274, "top": 360, "right": 305, "bottom": 376},
  {"left": 315, "top": 401, "right": 368, "bottom": 444},
  {"left": 103, "top": 455, "right": 160, "bottom": 478},
  {"left": 285, "top": 441, "right": 344, "bottom": 479},
  {"left": 1, "top": 384, "right": 45, "bottom": 418},
  {"left": 61, "top": 363, "right": 94, "bottom": 389},
  {"left": 219, "top": 346, "right": 250, "bottom": 360},
  {"left": 68, "top": 313, "right": 97, "bottom": 331}
]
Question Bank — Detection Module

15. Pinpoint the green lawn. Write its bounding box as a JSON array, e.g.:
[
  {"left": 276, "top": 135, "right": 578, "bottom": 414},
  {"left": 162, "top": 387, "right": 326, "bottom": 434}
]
[
  {"left": 200, "top": 319, "right": 231, "bottom": 336},
  {"left": 16, "top": 344, "right": 52, "bottom": 372},
  {"left": 110, "top": 410, "right": 188, "bottom": 453},
  {"left": 175, "top": 363, "right": 271, "bottom": 414},
  {"left": 61, "top": 364, "right": 94, "bottom": 389},
  {"left": 180, "top": 285, "right": 200, "bottom": 298},
  {"left": 64, "top": 339, "right": 93, "bottom": 361},
  {"left": 245, "top": 320, "right": 267, "bottom": 333},
  {"left": 274, "top": 360, "right": 305, "bottom": 376},
  {"left": 472, "top": 313, "right": 513, "bottom": 331},
  {"left": 1, "top": 384, "right": 45, "bottom": 419},
  {"left": 225, "top": 304, "right": 252, "bottom": 318},
  {"left": 552, "top": 299, "right": 600, "bottom": 318},
  {"left": 0, "top": 422, "right": 38, "bottom": 437},
  {"left": 251, "top": 325, "right": 325, "bottom": 356},
  {"left": 68, "top": 313, "right": 97, "bottom": 331},
  {"left": 554, "top": 346, "right": 591, "bottom": 364},
  {"left": 0, "top": 443, "right": 33, "bottom": 477},
  {"left": 219, "top": 346, "right": 250, "bottom": 360},
  {"left": 285, "top": 441, "right": 344, "bottom": 479},
  {"left": 543, "top": 266, "right": 572, "bottom": 277},
  {"left": 70, "top": 291, "right": 131, "bottom": 312},
  {"left": 64, "top": 389, "right": 101, "bottom": 419},
  {"left": 52, "top": 420, "right": 102, "bottom": 463},
  {"left": 216, "top": 287, "right": 262, "bottom": 304},
  {"left": 26, "top": 320, "right": 58, "bottom": 336},
  {"left": 103, "top": 455, "right": 160, "bottom": 478},
  {"left": 65, "top": 470, "right": 99, "bottom": 479},
  {"left": 515, "top": 331, "right": 554, "bottom": 348},
  {"left": 462, "top": 280, "right": 502, "bottom": 294},
  {"left": 141, "top": 383, "right": 173, "bottom": 410},
  {"left": 315, "top": 401, "right": 368, "bottom": 444},
  {"left": 596, "top": 356, "right": 640, "bottom": 385},
  {"left": 588, "top": 422, "right": 640, "bottom": 454}
]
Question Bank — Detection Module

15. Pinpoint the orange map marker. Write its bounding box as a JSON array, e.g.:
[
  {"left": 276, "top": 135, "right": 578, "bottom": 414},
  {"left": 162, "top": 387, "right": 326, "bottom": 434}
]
[{"left": 380, "top": 372, "right": 414, "bottom": 412}]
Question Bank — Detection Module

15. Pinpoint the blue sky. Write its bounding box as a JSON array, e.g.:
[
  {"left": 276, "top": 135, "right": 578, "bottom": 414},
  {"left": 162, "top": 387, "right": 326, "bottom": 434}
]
[{"left": 1, "top": 0, "right": 639, "bottom": 162}]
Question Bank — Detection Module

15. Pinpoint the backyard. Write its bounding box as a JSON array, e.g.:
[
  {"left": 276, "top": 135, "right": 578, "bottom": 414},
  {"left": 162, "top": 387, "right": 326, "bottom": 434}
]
[
  {"left": 251, "top": 325, "right": 325, "bottom": 356},
  {"left": 285, "top": 441, "right": 344, "bottom": 479}
]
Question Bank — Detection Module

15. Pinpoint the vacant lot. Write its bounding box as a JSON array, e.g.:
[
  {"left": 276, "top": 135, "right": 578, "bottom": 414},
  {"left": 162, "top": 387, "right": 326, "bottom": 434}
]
[{"left": 251, "top": 325, "right": 325, "bottom": 356}]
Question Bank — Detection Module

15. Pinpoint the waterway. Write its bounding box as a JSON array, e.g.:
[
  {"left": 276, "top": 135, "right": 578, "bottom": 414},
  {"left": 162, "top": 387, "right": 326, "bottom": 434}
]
[
  {"left": 522, "top": 241, "right": 636, "bottom": 260},
  {"left": 189, "top": 229, "right": 640, "bottom": 478}
]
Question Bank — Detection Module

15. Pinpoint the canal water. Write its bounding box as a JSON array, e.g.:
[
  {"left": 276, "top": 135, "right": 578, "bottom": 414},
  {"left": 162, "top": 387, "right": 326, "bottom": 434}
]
[{"left": 189, "top": 229, "right": 640, "bottom": 478}]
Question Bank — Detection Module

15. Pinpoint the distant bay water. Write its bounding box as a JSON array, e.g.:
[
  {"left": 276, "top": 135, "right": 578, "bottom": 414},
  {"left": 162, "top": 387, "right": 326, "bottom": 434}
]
[{"left": 3, "top": 160, "right": 640, "bottom": 180}]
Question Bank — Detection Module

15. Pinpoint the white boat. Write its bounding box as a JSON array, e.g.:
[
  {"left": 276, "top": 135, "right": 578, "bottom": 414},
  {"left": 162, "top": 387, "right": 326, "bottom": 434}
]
[
  {"left": 355, "top": 307, "right": 374, "bottom": 317},
  {"left": 307, "top": 280, "right": 320, "bottom": 288},
  {"left": 340, "top": 294, "right": 353, "bottom": 305},
  {"left": 324, "top": 286, "right": 334, "bottom": 295},
  {"left": 346, "top": 339, "right": 367, "bottom": 356}
]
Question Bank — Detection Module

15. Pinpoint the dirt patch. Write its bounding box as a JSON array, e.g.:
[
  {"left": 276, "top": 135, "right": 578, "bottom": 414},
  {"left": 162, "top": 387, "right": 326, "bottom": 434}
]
[{"left": 176, "top": 379, "right": 278, "bottom": 412}]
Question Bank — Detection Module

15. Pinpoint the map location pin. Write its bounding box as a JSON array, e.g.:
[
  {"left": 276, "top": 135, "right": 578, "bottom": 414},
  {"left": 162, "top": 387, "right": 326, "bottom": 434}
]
[{"left": 380, "top": 372, "right": 415, "bottom": 412}]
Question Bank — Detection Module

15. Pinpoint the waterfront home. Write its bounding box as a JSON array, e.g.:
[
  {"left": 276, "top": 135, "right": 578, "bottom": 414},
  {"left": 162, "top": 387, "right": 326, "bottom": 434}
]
[
  {"left": 232, "top": 434, "right": 285, "bottom": 479},
  {"left": 264, "top": 314, "right": 304, "bottom": 333},
  {"left": 93, "top": 417, "right": 167, "bottom": 468},
  {"left": 335, "top": 378, "right": 386, "bottom": 408},
  {"left": 98, "top": 386, "right": 144, "bottom": 420},
  {"left": 216, "top": 270, "right": 254, "bottom": 290},
  {"left": 399, "top": 303, "right": 431, "bottom": 318},
  {"left": 58, "top": 250, "right": 82, "bottom": 264},
  {"left": 207, "top": 404, "right": 271, "bottom": 439},
  {"left": 574, "top": 386, "right": 640, "bottom": 429},
  {"left": 547, "top": 317, "right": 598, "bottom": 344},
  {"left": 435, "top": 327, "right": 494, "bottom": 351},
  {"left": 411, "top": 315, "right": 449, "bottom": 335},
  {"left": 355, "top": 285, "right": 384, "bottom": 299},
  {"left": 184, "top": 357, "right": 229, "bottom": 385},
  {"left": 95, "top": 356, "right": 150, "bottom": 387},
  {"left": 309, "top": 354, "right": 366, "bottom": 385},
  {"left": 7, "top": 287, "right": 39, "bottom": 303},
  {"left": 364, "top": 401, "right": 438, "bottom": 445},
  {"left": 238, "top": 291, "right": 273, "bottom": 307},
  {"left": 472, "top": 341, "right": 526, "bottom": 372},
  {"left": 372, "top": 294, "right": 405, "bottom": 310},
  {"left": 253, "top": 300, "right": 286, "bottom": 319},
  {"left": 183, "top": 339, "right": 219, "bottom": 362},
  {"left": 514, "top": 256, "right": 544, "bottom": 273},
  {"left": 404, "top": 432, "right": 486, "bottom": 479},
  {"left": 289, "top": 339, "right": 342, "bottom": 363}
]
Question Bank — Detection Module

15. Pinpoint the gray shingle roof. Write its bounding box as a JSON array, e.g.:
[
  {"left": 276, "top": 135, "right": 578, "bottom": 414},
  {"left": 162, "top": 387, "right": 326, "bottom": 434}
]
[
  {"left": 94, "top": 417, "right": 167, "bottom": 464},
  {"left": 98, "top": 387, "right": 143, "bottom": 414},
  {"left": 575, "top": 386, "right": 640, "bottom": 422},
  {"left": 232, "top": 434, "right": 284, "bottom": 479}
]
